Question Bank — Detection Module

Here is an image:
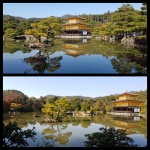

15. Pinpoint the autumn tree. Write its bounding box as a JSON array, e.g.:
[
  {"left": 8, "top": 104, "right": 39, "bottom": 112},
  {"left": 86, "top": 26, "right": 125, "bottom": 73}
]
[
  {"left": 41, "top": 102, "right": 57, "bottom": 119},
  {"left": 10, "top": 103, "right": 22, "bottom": 114}
]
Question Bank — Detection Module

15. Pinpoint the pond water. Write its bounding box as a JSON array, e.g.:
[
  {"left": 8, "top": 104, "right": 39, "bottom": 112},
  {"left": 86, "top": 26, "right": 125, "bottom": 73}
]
[
  {"left": 3, "top": 112, "right": 147, "bottom": 147},
  {"left": 3, "top": 39, "right": 147, "bottom": 74}
]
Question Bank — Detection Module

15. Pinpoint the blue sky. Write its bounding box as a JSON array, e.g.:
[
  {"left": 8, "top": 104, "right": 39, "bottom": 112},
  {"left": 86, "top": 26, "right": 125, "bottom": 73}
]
[
  {"left": 3, "top": 3, "right": 142, "bottom": 18},
  {"left": 3, "top": 77, "right": 147, "bottom": 98}
]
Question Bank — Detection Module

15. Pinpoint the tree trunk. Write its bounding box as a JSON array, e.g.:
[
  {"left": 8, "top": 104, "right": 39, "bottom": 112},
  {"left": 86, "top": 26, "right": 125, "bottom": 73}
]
[{"left": 56, "top": 110, "right": 60, "bottom": 120}]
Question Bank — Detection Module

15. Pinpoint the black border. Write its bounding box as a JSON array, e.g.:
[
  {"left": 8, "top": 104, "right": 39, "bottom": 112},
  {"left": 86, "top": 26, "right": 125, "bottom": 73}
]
[{"left": 2, "top": 0, "right": 149, "bottom": 149}]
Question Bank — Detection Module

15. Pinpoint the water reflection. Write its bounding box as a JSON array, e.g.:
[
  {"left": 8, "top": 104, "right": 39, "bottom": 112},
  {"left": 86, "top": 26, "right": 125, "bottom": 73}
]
[
  {"left": 63, "top": 39, "right": 89, "bottom": 57},
  {"left": 23, "top": 50, "right": 63, "bottom": 74},
  {"left": 3, "top": 112, "right": 147, "bottom": 147},
  {"left": 43, "top": 124, "right": 72, "bottom": 145},
  {"left": 3, "top": 39, "right": 147, "bottom": 74},
  {"left": 111, "top": 53, "right": 147, "bottom": 74},
  {"left": 112, "top": 116, "right": 140, "bottom": 134}
]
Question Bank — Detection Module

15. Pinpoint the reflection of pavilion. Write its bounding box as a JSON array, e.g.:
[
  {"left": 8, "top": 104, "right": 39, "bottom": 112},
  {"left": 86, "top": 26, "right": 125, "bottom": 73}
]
[
  {"left": 63, "top": 39, "right": 88, "bottom": 57},
  {"left": 113, "top": 115, "right": 140, "bottom": 135}
]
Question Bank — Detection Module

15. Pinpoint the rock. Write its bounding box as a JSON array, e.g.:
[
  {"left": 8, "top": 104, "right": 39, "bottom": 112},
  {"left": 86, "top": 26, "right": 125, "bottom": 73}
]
[
  {"left": 44, "top": 118, "right": 51, "bottom": 123},
  {"left": 43, "top": 118, "right": 57, "bottom": 123},
  {"left": 121, "top": 37, "right": 134, "bottom": 47}
]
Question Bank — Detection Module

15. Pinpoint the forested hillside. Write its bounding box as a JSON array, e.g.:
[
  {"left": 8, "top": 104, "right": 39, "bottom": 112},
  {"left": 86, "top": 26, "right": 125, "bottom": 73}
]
[
  {"left": 3, "top": 90, "right": 28, "bottom": 111},
  {"left": 3, "top": 89, "right": 147, "bottom": 114}
]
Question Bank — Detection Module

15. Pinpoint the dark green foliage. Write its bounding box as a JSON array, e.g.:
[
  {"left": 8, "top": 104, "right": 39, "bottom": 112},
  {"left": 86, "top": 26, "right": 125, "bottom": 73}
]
[
  {"left": 3, "top": 16, "right": 34, "bottom": 37},
  {"left": 84, "top": 127, "right": 138, "bottom": 147},
  {"left": 3, "top": 122, "right": 36, "bottom": 147},
  {"left": 141, "top": 3, "right": 147, "bottom": 15}
]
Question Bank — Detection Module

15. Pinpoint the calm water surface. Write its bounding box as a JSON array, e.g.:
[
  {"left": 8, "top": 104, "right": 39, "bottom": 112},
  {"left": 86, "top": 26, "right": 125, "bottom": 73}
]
[
  {"left": 3, "top": 112, "right": 147, "bottom": 147},
  {"left": 3, "top": 39, "right": 147, "bottom": 74}
]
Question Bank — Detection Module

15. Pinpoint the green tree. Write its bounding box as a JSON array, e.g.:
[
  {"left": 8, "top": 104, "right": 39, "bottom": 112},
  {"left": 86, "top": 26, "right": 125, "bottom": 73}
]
[
  {"left": 141, "top": 3, "right": 147, "bottom": 15},
  {"left": 100, "top": 22, "right": 117, "bottom": 35},
  {"left": 84, "top": 127, "right": 138, "bottom": 147},
  {"left": 69, "top": 98, "right": 83, "bottom": 111},
  {"left": 112, "top": 4, "right": 139, "bottom": 34},
  {"left": 25, "top": 16, "right": 62, "bottom": 42},
  {"left": 46, "top": 96, "right": 58, "bottom": 104},
  {"left": 3, "top": 16, "right": 17, "bottom": 34},
  {"left": 3, "top": 122, "right": 36, "bottom": 147},
  {"left": 4, "top": 28, "right": 18, "bottom": 39},
  {"left": 81, "top": 101, "right": 91, "bottom": 112},
  {"left": 140, "top": 101, "right": 147, "bottom": 114}
]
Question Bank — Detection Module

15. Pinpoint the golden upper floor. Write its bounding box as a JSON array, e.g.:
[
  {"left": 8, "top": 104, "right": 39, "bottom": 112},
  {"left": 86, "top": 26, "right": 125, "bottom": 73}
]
[
  {"left": 64, "top": 16, "right": 86, "bottom": 24},
  {"left": 115, "top": 92, "right": 139, "bottom": 101},
  {"left": 62, "top": 16, "right": 90, "bottom": 30}
]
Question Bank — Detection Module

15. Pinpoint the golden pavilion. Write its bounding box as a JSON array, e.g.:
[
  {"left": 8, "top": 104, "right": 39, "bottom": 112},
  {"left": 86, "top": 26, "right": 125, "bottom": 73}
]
[
  {"left": 112, "top": 92, "right": 143, "bottom": 114},
  {"left": 62, "top": 16, "right": 91, "bottom": 36}
]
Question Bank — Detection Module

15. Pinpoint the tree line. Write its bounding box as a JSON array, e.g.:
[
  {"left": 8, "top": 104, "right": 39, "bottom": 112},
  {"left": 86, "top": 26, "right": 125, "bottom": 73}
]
[
  {"left": 3, "top": 89, "right": 147, "bottom": 116},
  {"left": 3, "top": 3, "right": 147, "bottom": 40}
]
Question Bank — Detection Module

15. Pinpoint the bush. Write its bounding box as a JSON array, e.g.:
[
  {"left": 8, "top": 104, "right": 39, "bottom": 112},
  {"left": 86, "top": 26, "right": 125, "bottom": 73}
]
[
  {"left": 84, "top": 127, "right": 138, "bottom": 147},
  {"left": 3, "top": 121, "right": 36, "bottom": 147}
]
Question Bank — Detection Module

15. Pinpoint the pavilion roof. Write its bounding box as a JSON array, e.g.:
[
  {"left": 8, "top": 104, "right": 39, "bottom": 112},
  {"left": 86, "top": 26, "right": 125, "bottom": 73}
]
[
  {"left": 112, "top": 99, "right": 143, "bottom": 103},
  {"left": 64, "top": 16, "right": 86, "bottom": 20},
  {"left": 115, "top": 92, "right": 139, "bottom": 98},
  {"left": 62, "top": 23, "right": 91, "bottom": 26}
]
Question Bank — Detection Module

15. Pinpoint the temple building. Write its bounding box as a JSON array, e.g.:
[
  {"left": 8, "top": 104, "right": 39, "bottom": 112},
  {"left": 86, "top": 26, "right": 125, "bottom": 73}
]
[
  {"left": 112, "top": 92, "right": 143, "bottom": 116},
  {"left": 62, "top": 16, "right": 91, "bottom": 36}
]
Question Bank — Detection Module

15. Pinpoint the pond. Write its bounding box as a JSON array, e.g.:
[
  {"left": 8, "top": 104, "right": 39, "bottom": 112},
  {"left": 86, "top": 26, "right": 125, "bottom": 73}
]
[
  {"left": 3, "top": 38, "right": 147, "bottom": 74},
  {"left": 3, "top": 112, "right": 147, "bottom": 147}
]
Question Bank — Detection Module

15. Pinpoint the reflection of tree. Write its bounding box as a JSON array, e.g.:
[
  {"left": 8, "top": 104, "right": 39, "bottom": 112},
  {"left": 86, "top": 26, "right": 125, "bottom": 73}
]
[
  {"left": 80, "top": 120, "right": 91, "bottom": 128},
  {"left": 3, "top": 112, "right": 46, "bottom": 128},
  {"left": 95, "top": 114, "right": 147, "bottom": 139},
  {"left": 111, "top": 57, "right": 134, "bottom": 74},
  {"left": 42, "top": 123, "right": 72, "bottom": 145},
  {"left": 42, "top": 126, "right": 57, "bottom": 134},
  {"left": 3, "top": 40, "right": 31, "bottom": 54},
  {"left": 71, "top": 121, "right": 80, "bottom": 126},
  {"left": 23, "top": 50, "right": 63, "bottom": 74},
  {"left": 111, "top": 52, "right": 147, "bottom": 74}
]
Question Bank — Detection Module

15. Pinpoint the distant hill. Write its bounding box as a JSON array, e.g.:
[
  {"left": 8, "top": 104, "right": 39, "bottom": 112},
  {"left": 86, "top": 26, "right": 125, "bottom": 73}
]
[
  {"left": 43, "top": 94, "right": 93, "bottom": 100},
  {"left": 3, "top": 15, "right": 44, "bottom": 21},
  {"left": 3, "top": 89, "right": 143, "bottom": 105},
  {"left": 113, "top": 91, "right": 139, "bottom": 96},
  {"left": 3, "top": 14, "right": 78, "bottom": 22},
  {"left": 3, "top": 90, "right": 29, "bottom": 109},
  {"left": 61, "top": 14, "right": 74, "bottom": 18}
]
